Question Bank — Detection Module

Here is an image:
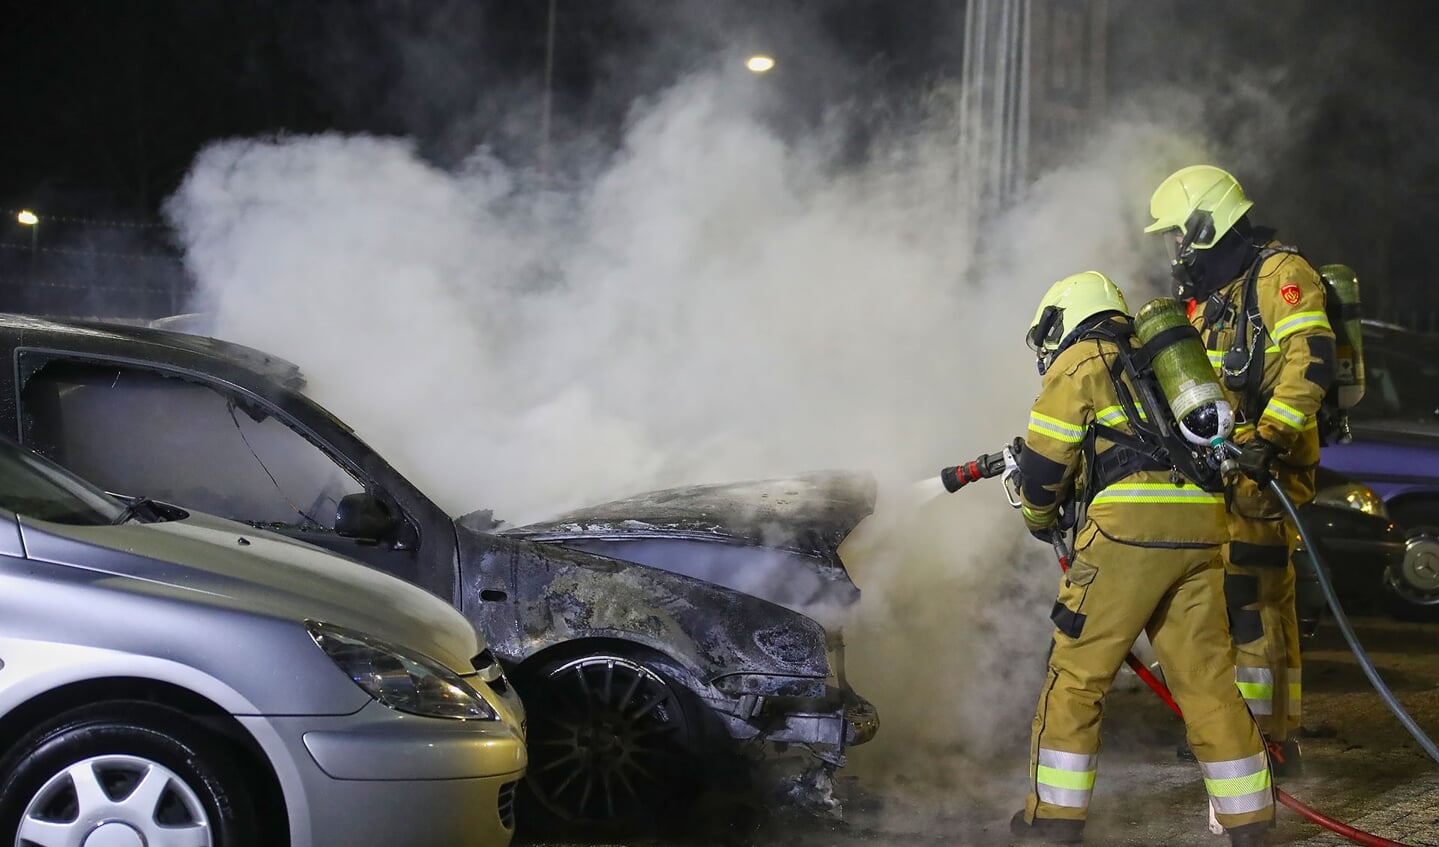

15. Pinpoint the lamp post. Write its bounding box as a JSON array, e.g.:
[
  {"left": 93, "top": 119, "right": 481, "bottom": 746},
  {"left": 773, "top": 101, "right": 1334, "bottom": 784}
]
[{"left": 16, "top": 211, "right": 38, "bottom": 275}]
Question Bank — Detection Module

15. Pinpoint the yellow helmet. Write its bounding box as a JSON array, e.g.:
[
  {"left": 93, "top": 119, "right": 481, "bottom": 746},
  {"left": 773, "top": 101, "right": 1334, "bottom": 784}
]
[
  {"left": 1027, "top": 271, "right": 1129, "bottom": 373},
  {"left": 1144, "top": 165, "right": 1253, "bottom": 250}
]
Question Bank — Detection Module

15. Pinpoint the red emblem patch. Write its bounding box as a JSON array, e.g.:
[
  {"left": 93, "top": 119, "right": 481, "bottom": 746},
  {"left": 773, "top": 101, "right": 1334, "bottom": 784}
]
[{"left": 1280, "top": 283, "right": 1302, "bottom": 306}]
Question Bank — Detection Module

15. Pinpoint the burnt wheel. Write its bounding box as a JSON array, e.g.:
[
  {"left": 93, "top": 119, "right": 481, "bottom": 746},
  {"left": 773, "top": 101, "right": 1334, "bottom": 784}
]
[{"left": 520, "top": 653, "right": 701, "bottom": 830}]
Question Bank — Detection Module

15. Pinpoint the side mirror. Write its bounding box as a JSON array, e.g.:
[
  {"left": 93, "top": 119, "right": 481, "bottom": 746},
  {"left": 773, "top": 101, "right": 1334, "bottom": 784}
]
[{"left": 335, "top": 493, "right": 397, "bottom": 541}]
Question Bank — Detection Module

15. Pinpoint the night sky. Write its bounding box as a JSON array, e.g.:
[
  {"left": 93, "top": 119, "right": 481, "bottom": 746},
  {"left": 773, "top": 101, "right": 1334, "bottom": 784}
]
[{"left": 4, "top": 1, "right": 1439, "bottom": 324}]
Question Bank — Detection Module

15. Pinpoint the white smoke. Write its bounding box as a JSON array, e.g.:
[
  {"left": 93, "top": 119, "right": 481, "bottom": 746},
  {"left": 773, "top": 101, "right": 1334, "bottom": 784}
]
[{"left": 166, "top": 58, "right": 1236, "bottom": 813}]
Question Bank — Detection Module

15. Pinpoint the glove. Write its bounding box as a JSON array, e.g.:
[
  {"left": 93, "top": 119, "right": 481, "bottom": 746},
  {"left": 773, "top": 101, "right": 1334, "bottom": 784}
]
[
  {"left": 1234, "top": 437, "right": 1279, "bottom": 483},
  {"left": 1028, "top": 522, "right": 1058, "bottom": 543}
]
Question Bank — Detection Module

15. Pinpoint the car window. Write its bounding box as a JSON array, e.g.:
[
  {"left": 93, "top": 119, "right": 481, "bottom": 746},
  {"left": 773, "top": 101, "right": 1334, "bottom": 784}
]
[
  {"left": 18, "top": 359, "right": 363, "bottom": 531},
  {"left": 0, "top": 439, "right": 123, "bottom": 525},
  {"left": 1353, "top": 345, "right": 1439, "bottom": 421}
]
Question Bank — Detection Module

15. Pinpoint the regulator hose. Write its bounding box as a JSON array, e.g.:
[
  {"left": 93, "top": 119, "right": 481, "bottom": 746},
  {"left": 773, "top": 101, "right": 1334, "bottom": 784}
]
[{"left": 1264, "top": 476, "right": 1439, "bottom": 765}]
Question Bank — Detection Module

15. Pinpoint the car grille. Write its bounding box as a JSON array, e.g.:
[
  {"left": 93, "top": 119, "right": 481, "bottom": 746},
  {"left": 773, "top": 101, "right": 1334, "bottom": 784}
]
[{"left": 498, "top": 780, "right": 517, "bottom": 830}]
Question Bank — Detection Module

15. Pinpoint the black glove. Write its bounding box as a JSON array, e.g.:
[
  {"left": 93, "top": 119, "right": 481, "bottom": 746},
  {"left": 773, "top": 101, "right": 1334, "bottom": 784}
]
[
  {"left": 1029, "top": 523, "right": 1058, "bottom": 543},
  {"left": 1234, "top": 437, "right": 1279, "bottom": 483},
  {"left": 1058, "top": 499, "right": 1078, "bottom": 531}
]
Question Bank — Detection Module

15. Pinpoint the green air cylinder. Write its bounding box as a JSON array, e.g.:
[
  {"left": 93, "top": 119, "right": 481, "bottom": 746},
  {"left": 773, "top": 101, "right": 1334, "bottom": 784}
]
[
  {"left": 1320, "top": 263, "right": 1365, "bottom": 408},
  {"left": 1134, "top": 297, "right": 1234, "bottom": 447}
]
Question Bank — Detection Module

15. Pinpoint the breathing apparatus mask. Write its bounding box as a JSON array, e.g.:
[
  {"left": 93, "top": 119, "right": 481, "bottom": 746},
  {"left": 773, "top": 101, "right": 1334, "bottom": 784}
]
[
  {"left": 1027, "top": 308, "right": 1122, "bottom": 376},
  {"left": 1166, "top": 212, "right": 1262, "bottom": 301}
]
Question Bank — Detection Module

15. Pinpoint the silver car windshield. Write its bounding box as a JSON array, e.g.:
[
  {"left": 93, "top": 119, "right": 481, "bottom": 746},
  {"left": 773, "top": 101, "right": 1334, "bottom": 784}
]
[{"left": 0, "top": 440, "right": 124, "bottom": 525}]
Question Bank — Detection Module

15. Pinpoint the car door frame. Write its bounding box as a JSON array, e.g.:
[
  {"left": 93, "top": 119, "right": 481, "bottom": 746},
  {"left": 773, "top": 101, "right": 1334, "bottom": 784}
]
[{"left": 5, "top": 343, "right": 463, "bottom": 603}]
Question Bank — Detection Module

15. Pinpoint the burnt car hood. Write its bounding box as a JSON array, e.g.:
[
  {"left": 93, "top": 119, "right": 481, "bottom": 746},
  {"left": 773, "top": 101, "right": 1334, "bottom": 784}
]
[
  {"left": 477, "top": 471, "right": 876, "bottom": 611},
  {"left": 494, "top": 471, "right": 875, "bottom": 560}
]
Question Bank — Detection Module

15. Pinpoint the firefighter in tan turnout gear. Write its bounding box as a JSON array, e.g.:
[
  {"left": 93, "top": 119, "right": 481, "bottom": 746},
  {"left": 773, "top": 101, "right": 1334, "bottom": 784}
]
[
  {"left": 1009, "top": 271, "right": 1274, "bottom": 846},
  {"left": 1146, "top": 165, "right": 1337, "bottom": 775}
]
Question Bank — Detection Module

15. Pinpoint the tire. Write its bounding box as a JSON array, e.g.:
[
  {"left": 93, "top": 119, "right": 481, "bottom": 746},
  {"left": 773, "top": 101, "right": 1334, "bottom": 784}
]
[
  {"left": 1382, "top": 503, "right": 1439, "bottom": 621},
  {"left": 0, "top": 702, "right": 259, "bottom": 847},
  {"left": 514, "top": 650, "right": 708, "bottom": 833}
]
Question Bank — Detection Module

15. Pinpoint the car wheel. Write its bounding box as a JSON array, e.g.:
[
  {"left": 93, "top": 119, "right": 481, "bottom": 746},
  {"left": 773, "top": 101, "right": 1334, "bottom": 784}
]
[
  {"left": 0, "top": 702, "right": 258, "bottom": 847},
  {"left": 517, "top": 651, "right": 704, "bottom": 831},
  {"left": 1382, "top": 524, "right": 1439, "bottom": 621}
]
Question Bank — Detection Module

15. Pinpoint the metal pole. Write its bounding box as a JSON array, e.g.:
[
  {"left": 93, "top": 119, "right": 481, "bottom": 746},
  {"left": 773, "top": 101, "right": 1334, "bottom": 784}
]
[{"left": 540, "top": 0, "right": 557, "bottom": 184}]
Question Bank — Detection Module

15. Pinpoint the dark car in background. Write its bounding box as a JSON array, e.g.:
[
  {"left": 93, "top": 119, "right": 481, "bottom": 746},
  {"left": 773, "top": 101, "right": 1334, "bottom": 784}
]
[
  {"left": 1293, "top": 468, "right": 1406, "bottom": 634},
  {"left": 0, "top": 313, "right": 878, "bottom": 830},
  {"left": 1322, "top": 320, "right": 1439, "bottom": 619}
]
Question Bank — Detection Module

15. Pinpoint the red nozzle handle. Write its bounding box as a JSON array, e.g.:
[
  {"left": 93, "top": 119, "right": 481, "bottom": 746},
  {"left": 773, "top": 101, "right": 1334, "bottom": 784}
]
[{"left": 940, "top": 449, "right": 1007, "bottom": 493}]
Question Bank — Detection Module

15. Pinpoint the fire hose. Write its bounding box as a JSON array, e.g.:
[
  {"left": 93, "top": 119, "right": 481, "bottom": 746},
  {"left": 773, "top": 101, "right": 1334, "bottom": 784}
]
[{"left": 934, "top": 445, "right": 1438, "bottom": 847}]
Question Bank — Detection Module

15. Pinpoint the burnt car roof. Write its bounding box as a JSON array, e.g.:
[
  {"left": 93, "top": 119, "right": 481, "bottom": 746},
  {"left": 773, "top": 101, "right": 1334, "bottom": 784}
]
[{"left": 0, "top": 313, "right": 306, "bottom": 391}]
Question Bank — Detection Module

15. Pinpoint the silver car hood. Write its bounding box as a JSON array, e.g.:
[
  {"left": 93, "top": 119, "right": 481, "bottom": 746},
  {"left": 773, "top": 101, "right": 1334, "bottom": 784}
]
[{"left": 20, "top": 510, "right": 479, "bottom": 673}]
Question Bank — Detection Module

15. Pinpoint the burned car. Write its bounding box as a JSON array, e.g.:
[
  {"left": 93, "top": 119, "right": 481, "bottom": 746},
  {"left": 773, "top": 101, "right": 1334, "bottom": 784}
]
[{"left": 0, "top": 313, "right": 878, "bottom": 827}]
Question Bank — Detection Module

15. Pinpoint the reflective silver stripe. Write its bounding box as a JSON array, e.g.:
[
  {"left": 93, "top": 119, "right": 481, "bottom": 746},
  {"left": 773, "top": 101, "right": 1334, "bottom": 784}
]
[
  {"left": 1035, "top": 748, "right": 1095, "bottom": 809},
  {"left": 1273, "top": 310, "right": 1331, "bottom": 341},
  {"left": 1235, "top": 667, "right": 1273, "bottom": 714},
  {"left": 1038, "top": 749, "right": 1096, "bottom": 772},
  {"left": 1210, "top": 786, "right": 1275, "bottom": 816},
  {"left": 1037, "top": 784, "right": 1093, "bottom": 809},
  {"left": 1199, "top": 752, "right": 1268, "bottom": 781},
  {"left": 1029, "top": 412, "right": 1085, "bottom": 443},
  {"left": 1201, "top": 752, "right": 1273, "bottom": 816}
]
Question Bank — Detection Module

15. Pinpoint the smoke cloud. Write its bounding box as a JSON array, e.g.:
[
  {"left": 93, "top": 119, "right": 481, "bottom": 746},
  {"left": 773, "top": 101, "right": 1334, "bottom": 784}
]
[{"left": 163, "top": 2, "right": 1348, "bottom": 829}]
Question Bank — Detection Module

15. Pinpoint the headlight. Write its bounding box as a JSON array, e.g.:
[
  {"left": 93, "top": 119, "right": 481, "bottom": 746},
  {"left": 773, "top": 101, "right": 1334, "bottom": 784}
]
[
  {"left": 307, "top": 621, "right": 497, "bottom": 720},
  {"left": 1314, "top": 483, "right": 1390, "bottom": 519}
]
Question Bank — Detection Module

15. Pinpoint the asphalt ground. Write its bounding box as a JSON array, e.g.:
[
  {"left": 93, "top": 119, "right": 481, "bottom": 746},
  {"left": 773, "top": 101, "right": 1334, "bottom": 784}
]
[{"left": 521, "top": 614, "right": 1439, "bottom": 847}]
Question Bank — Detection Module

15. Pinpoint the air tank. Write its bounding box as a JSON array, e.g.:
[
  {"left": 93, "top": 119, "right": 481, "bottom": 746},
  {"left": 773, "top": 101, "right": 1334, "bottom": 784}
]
[
  {"left": 1320, "top": 264, "right": 1366, "bottom": 409},
  {"left": 1134, "top": 297, "right": 1234, "bottom": 447}
]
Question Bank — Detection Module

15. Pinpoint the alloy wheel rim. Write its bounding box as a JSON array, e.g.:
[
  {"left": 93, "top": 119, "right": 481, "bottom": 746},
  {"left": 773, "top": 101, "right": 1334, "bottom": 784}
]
[
  {"left": 16, "top": 754, "right": 212, "bottom": 847},
  {"left": 1400, "top": 533, "right": 1439, "bottom": 597},
  {"left": 528, "top": 655, "right": 688, "bottom": 822}
]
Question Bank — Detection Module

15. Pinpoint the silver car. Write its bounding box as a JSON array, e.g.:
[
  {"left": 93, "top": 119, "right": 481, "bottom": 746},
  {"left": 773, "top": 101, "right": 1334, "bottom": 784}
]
[{"left": 0, "top": 437, "right": 526, "bottom": 846}]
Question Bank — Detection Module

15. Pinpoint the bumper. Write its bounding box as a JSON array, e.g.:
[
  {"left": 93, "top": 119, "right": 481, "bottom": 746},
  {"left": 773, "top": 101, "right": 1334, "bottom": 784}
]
[
  {"left": 241, "top": 700, "right": 527, "bottom": 847},
  {"left": 1296, "top": 518, "right": 1405, "bottom": 635},
  {"left": 721, "top": 685, "right": 879, "bottom": 766}
]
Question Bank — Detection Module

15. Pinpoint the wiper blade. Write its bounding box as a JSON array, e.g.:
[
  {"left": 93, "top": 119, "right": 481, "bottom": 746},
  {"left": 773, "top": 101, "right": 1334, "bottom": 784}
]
[{"left": 111, "top": 496, "right": 160, "bottom": 525}]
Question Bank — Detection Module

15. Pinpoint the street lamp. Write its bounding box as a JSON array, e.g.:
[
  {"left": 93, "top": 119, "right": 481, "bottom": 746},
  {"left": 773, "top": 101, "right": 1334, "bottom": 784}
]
[
  {"left": 16, "top": 211, "right": 38, "bottom": 271},
  {"left": 745, "top": 55, "right": 776, "bottom": 73}
]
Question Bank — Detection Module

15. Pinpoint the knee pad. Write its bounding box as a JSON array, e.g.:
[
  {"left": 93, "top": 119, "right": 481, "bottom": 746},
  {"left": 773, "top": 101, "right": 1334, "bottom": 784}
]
[{"left": 1225, "top": 573, "right": 1265, "bottom": 645}]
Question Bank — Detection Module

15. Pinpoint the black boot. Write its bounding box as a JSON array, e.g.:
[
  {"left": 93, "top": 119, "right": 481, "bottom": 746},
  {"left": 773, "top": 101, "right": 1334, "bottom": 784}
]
[
  {"left": 1009, "top": 810, "right": 1084, "bottom": 844},
  {"left": 1265, "top": 735, "right": 1304, "bottom": 778},
  {"left": 1227, "top": 821, "right": 1270, "bottom": 846}
]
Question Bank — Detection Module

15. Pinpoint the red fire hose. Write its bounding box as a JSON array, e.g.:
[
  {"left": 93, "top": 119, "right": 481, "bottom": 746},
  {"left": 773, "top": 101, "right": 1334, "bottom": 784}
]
[{"left": 1047, "top": 533, "right": 1411, "bottom": 847}]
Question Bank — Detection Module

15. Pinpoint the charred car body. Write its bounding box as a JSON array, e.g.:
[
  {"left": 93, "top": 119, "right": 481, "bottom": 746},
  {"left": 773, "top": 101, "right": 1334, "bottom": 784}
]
[{"left": 0, "top": 314, "right": 878, "bottom": 826}]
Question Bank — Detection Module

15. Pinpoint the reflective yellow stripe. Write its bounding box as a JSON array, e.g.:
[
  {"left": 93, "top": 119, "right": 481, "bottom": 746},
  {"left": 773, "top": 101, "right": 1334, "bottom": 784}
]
[
  {"left": 1029, "top": 411, "right": 1085, "bottom": 443},
  {"left": 1096, "top": 405, "right": 1128, "bottom": 426},
  {"left": 1022, "top": 504, "right": 1050, "bottom": 524},
  {"left": 1263, "top": 399, "right": 1307, "bottom": 430},
  {"left": 1204, "top": 769, "right": 1271, "bottom": 799},
  {"left": 1235, "top": 681, "right": 1273, "bottom": 701},
  {"left": 1265, "top": 344, "right": 1281, "bottom": 354},
  {"left": 1091, "top": 484, "right": 1224, "bottom": 506},
  {"left": 1273, "top": 310, "right": 1331, "bottom": 341},
  {"left": 1207, "top": 349, "right": 1225, "bottom": 367},
  {"left": 1036, "top": 765, "right": 1096, "bottom": 791}
]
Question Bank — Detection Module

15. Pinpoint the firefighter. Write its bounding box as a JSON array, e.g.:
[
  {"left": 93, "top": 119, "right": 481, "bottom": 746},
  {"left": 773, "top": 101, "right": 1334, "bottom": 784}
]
[
  {"left": 1009, "top": 271, "right": 1273, "bottom": 846},
  {"left": 1146, "top": 165, "right": 1336, "bottom": 775}
]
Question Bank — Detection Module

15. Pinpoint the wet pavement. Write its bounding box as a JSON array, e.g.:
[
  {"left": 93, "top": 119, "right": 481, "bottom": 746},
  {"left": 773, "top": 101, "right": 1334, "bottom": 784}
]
[{"left": 520, "top": 614, "right": 1439, "bottom": 846}]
